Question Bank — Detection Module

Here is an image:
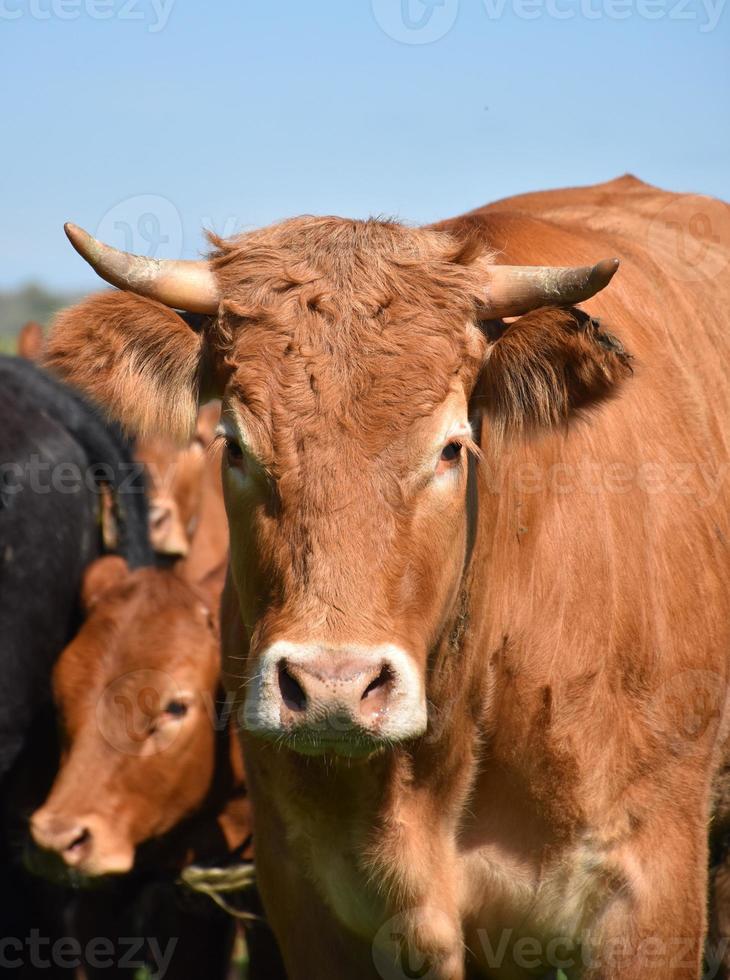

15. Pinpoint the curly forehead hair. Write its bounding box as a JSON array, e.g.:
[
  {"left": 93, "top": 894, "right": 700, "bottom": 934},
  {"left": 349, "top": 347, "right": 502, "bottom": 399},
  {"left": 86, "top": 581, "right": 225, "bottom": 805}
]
[
  {"left": 208, "top": 214, "right": 489, "bottom": 312},
  {"left": 205, "top": 217, "right": 491, "bottom": 450}
]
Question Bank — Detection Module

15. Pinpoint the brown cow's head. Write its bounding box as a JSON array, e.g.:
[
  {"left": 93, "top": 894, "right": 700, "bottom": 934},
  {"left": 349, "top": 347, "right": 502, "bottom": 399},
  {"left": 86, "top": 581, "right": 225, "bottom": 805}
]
[
  {"left": 136, "top": 402, "right": 221, "bottom": 559},
  {"left": 46, "top": 218, "right": 629, "bottom": 759},
  {"left": 30, "top": 558, "right": 222, "bottom": 875}
]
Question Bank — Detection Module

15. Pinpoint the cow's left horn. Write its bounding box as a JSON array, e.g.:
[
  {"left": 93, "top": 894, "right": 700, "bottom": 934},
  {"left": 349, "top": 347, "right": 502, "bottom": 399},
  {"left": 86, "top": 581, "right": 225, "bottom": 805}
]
[
  {"left": 64, "top": 223, "right": 220, "bottom": 314},
  {"left": 480, "top": 258, "right": 619, "bottom": 319}
]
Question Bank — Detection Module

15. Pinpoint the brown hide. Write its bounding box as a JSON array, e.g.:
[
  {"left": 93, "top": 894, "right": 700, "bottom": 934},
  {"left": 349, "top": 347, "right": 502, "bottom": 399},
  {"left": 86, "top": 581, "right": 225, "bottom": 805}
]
[
  {"left": 46, "top": 176, "right": 730, "bottom": 979},
  {"left": 136, "top": 402, "right": 229, "bottom": 582}
]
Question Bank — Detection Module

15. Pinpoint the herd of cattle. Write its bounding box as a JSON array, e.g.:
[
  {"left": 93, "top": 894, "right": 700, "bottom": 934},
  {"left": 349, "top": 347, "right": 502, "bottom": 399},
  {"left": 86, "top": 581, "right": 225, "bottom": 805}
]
[
  {"left": 2, "top": 175, "right": 730, "bottom": 979},
  {"left": 1, "top": 343, "right": 284, "bottom": 976}
]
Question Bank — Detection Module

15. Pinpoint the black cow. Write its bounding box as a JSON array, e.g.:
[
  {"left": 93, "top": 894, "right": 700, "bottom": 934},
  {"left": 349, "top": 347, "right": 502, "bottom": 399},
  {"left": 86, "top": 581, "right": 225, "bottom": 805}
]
[
  {"left": 0, "top": 354, "right": 150, "bottom": 779},
  {"left": 0, "top": 354, "right": 151, "bottom": 968}
]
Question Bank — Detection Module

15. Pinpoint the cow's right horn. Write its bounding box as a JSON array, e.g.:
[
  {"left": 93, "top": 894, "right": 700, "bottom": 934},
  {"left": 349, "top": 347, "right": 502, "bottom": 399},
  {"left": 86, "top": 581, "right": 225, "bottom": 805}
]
[
  {"left": 480, "top": 258, "right": 620, "bottom": 319},
  {"left": 64, "top": 223, "right": 220, "bottom": 314}
]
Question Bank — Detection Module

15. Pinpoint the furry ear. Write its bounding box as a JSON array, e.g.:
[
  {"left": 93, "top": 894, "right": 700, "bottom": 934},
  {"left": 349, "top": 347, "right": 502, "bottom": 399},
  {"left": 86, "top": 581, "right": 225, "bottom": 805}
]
[
  {"left": 81, "top": 556, "right": 130, "bottom": 611},
  {"left": 475, "top": 307, "right": 632, "bottom": 437},
  {"left": 45, "top": 291, "right": 207, "bottom": 442},
  {"left": 194, "top": 400, "right": 222, "bottom": 448}
]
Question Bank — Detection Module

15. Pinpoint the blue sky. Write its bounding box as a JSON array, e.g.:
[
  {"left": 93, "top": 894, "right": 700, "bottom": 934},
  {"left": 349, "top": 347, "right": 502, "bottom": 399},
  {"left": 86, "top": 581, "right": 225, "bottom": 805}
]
[{"left": 1, "top": 0, "right": 728, "bottom": 289}]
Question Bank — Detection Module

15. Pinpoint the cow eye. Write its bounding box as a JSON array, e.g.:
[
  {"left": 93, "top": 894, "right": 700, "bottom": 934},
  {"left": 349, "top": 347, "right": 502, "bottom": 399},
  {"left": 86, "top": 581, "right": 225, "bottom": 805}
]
[
  {"left": 164, "top": 700, "right": 188, "bottom": 718},
  {"left": 225, "top": 438, "right": 244, "bottom": 466},
  {"left": 440, "top": 441, "right": 462, "bottom": 463}
]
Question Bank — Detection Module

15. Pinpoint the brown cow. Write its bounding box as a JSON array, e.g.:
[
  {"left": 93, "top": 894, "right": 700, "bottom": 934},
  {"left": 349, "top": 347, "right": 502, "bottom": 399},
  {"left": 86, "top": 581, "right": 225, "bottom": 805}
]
[
  {"left": 29, "top": 556, "right": 241, "bottom": 875},
  {"left": 28, "top": 556, "right": 283, "bottom": 980},
  {"left": 136, "top": 402, "right": 229, "bottom": 581},
  {"left": 46, "top": 176, "right": 730, "bottom": 979}
]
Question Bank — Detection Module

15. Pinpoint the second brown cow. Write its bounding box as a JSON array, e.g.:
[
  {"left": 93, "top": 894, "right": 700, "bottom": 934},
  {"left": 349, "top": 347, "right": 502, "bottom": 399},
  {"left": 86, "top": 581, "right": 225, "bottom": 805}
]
[{"left": 29, "top": 556, "right": 282, "bottom": 979}]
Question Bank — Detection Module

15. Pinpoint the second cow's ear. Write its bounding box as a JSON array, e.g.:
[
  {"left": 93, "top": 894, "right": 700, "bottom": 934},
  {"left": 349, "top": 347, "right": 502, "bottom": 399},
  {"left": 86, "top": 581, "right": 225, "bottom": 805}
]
[
  {"left": 81, "top": 556, "right": 130, "bottom": 611},
  {"left": 45, "top": 291, "right": 207, "bottom": 443},
  {"left": 474, "top": 307, "right": 633, "bottom": 437}
]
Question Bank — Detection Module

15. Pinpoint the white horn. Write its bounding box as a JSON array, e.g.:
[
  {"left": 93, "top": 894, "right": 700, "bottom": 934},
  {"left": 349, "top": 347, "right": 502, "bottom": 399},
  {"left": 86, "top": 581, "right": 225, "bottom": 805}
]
[
  {"left": 64, "top": 223, "right": 220, "bottom": 314},
  {"left": 481, "top": 258, "right": 620, "bottom": 318}
]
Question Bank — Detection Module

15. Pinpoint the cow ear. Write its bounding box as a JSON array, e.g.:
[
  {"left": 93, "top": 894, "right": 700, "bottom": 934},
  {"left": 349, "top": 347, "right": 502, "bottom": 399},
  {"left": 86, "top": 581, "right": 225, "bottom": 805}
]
[
  {"left": 194, "top": 400, "right": 222, "bottom": 449},
  {"left": 475, "top": 307, "right": 632, "bottom": 436},
  {"left": 81, "top": 556, "right": 130, "bottom": 611},
  {"left": 45, "top": 291, "right": 210, "bottom": 443}
]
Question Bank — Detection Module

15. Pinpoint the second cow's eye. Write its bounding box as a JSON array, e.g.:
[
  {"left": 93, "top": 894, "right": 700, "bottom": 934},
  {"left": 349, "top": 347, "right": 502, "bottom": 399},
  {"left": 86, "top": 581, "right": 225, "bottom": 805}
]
[
  {"left": 164, "top": 700, "right": 189, "bottom": 718},
  {"left": 225, "top": 438, "right": 245, "bottom": 466}
]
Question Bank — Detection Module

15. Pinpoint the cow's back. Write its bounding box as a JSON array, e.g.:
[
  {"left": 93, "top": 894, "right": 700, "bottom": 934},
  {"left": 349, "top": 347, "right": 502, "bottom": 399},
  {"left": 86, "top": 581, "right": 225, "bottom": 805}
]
[{"left": 442, "top": 179, "right": 730, "bottom": 847}]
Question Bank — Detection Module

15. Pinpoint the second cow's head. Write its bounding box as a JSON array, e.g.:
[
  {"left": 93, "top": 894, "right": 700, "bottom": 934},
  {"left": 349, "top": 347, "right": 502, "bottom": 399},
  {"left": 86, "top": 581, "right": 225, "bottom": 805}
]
[{"left": 48, "top": 217, "right": 630, "bottom": 758}]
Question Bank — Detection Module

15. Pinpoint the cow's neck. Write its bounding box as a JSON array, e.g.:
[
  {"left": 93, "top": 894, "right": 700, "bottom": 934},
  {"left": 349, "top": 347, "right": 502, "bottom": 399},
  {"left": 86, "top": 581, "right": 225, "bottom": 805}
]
[{"left": 264, "top": 555, "right": 485, "bottom": 942}]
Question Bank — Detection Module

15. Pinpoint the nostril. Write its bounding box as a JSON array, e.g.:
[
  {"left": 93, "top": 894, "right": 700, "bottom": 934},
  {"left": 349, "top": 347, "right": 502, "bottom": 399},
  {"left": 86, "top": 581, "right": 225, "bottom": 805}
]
[
  {"left": 278, "top": 661, "right": 308, "bottom": 712},
  {"left": 149, "top": 504, "right": 171, "bottom": 532},
  {"left": 65, "top": 827, "right": 91, "bottom": 855},
  {"left": 361, "top": 664, "right": 395, "bottom": 703}
]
